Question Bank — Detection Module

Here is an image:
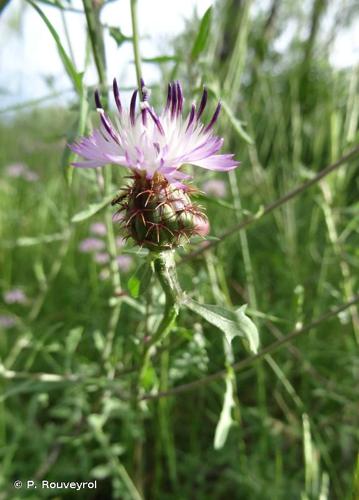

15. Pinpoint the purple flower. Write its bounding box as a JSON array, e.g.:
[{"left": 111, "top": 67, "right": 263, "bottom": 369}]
[
  {"left": 6, "top": 163, "right": 27, "bottom": 177},
  {"left": 70, "top": 80, "right": 239, "bottom": 188},
  {"left": 5, "top": 163, "right": 39, "bottom": 182},
  {"left": 90, "top": 222, "right": 107, "bottom": 236},
  {"left": 0, "top": 315, "right": 16, "bottom": 329},
  {"left": 202, "top": 179, "right": 227, "bottom": 198},
  {"left": 94, "top": 252, "right": 110, "bottom": 264},
  {"left": 116, "top": 255, "right": 133, "bottom": 272},
  {"left": 3, "top": 289, "right": 28, "bottom": 305},
  {"left": 78, "top": 238, "right": 105, "bottom": 253},
  {"left": 24, "top": 170, "right": 39, "bottom": 182}
]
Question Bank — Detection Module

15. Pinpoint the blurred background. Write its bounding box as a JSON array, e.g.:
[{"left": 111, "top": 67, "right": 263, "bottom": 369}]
[{"left": 0, "top": 0, "right": 359, "bottom": 498}]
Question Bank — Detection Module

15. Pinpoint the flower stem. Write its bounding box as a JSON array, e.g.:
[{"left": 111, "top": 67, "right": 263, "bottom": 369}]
[
  {"left": 130, "top": 0, "right": 143, "bottom": 99},
  {"left": 138, "top": 251, "right": 181, "bottom": 385}
]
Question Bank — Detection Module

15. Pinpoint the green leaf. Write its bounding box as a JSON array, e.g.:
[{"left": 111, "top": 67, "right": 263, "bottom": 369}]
[
  {"left": 128, "top": 262, "right": 154, "bottom": 298},
  {"left": 91, "top": 464, "right": 112, "bottom": 480},
  {"left": 218, "top": 97, "right": 253, "bottom": 144},
  {"left": 65, "top": 327, "right": 83, "bottom": 355},
  {"left": 28, "top": 0, "right": 83, "bottom": 94},
  {"left": 214, "top": 374, "right": 235, "bottom": 449},
  {"left": 127, "top": 274, "right": 140, "bottom": 299},
  {"left": 184, "top": 299, "right": 259, "bottom": 354},
  {"left": 191, "top": 6, "right": 212, "bottom": 60},
  {"left": 196, "top": 192, "right": 236, "bottom": 210},
  {"left": 71, "top": 193, "right": 115, "bottom": 223},
  {"left": 109, "top": 26, "right": 132, "bottom": 47},
  {"left": 140, "top": 359, "right": 158, "bottom": 392},
  {"left": 5, "top": 231, "right": 69, "bottom": 248},
  {"left": 142, "top": 55, "right": 179, "bottom": 64}
]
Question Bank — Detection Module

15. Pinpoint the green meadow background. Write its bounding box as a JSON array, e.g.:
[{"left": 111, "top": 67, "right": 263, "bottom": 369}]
[{"left": 0, "top": 0, "right": 358, "bottom": 498}]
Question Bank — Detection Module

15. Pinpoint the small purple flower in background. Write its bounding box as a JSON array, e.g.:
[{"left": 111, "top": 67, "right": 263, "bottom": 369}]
[
  {"left": 202, "top": 179, "right": 227, "bottom": 198},
  {"left": 3, "top": 288, "right": 28, "bottom": 305},
  {"left": 90, "top": 222, "right": 107, "bottom": 236},
  {"left": 6, "top": 163, "right": 27, "bottom": 177},
  {"left": 94, "top": 252, "right": 110, "bottom": 264},
  {"left": 0, "top": 315, "right": 16, "bottom": 329},
  {"left": 70, "top": 80, "right": 238, "bottom": 187},
  {"left": 24, "top": 170, "right": 39, "bottom": 182},
  {"left": 5, "top": 163, "right": 39, "bottom": 182},
  {"left": 78, "top": 238, "right": 105, "bottom": 253},
  {"left": 116, "top": 255, "right": 133, "bottom": 272}
]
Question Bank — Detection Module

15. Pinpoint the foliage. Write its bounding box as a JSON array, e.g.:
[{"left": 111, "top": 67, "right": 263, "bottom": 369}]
[{"left": 0, "top": 0, "right": 358, "bottom": 499}]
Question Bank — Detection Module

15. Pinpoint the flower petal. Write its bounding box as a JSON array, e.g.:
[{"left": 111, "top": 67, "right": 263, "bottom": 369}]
[{"left": 190, "top": 154, "right": 240, "bottom": 171}]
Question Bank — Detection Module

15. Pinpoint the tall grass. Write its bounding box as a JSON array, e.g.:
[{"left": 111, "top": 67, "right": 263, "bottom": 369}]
[{"left": 0, "top": 0, "right": 358, "bottom": 498}]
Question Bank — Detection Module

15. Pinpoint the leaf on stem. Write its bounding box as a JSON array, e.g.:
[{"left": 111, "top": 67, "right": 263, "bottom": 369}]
[
  {"left": 71, "top": 193, "right": 116, "bottom": 223},
  {"left": 184, "top": 299, "right": 259, "bottom": 354},
  {"left": 142, "top": 55, "right": 179, "bottom": 64},
  {"left": 128, "top": 261, "right": 154, "bottom": 298},
  {"left": 109, "top": 27, "right": 132, "bottom": 47},
  {"left": 214, "top": 372, "right": 235, "bottom": 449},
  {"left": 191, "top": 6, "right": 212, "bottom": 60}
]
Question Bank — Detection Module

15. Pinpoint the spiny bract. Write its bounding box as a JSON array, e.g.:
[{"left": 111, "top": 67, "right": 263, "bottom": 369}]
[{"left": 112, "top": 172, "right": 208, "bottom": 251}]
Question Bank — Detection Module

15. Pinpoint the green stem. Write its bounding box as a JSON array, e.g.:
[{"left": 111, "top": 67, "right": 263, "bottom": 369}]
[
  {"left": 82, "top": 0, "right": 107, "bottom": 91},
  {"left": 130, "top": 0, "right": 143, "bottom": 99},
  {"left": 139, "top": 251, "right": 181, "bottom": 384}
]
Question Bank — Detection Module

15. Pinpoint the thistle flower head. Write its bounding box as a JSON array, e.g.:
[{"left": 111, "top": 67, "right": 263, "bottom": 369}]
[
  {"left": 112, "top": 171, "right": 209, "bottom": 250},
  {"left": 70, "top": 79, "right": 238, "bottom": 187},
  {"left": 70, "top": 79, "right": 239, "bottom": 250}
]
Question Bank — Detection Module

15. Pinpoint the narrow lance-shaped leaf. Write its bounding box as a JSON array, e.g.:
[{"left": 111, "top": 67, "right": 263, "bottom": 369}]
[
  {"left": 109, "top": 27, "right": 132, "bottom": 47},
  {"left": 191, "top": 6, "right": 212, "bottom": 60},
  {"left": 71, "top": 193, "right": 116, "bottom": 223},
  {"left": 184, "top": 299, "right": 259, "bottom": 354},
  {"left": 214, "top": 373, "right": 236, "bottom": 450},
  {"left": 142, "top": 55, "right": 179, "bottom": 64},
  {"left": 128, "top": 261, "right": 154, "bottom": 299},
  {"left": 28, "top": 0, "right": 83, "bottom": 94}
]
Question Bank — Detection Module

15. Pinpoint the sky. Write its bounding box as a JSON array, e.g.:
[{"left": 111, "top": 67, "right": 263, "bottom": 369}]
[
  {"left": 0, "top": 0, "right": 212, "bottom": 109},
  {"left": 1, "top": 0, "right": 358, "bottom": 111}
]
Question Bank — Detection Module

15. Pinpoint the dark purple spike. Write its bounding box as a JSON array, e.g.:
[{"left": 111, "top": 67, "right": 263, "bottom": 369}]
[
  {"left": 94, "top": 89, "right": 103, "bottom": 110},
  {"left": 204, "top": 102, "right": 222, "bottom": 132},
  {"left": 140, "top": 78, "right": 148, "bottom": 124},
  {"left": 196, "top": 87, "right": 208, "bottom": 120},
  {"left": 140, "top": 78, "right": 149, "bottom": 102},
  {"left": 185, "top": 103, "right": 196, "bottom": 132},
  {"left": 99, "top": 112, "right": 120, "bottom": 144},
  {"left": 130, "top": 89, "right": 138, "bottom": 126},
  {"left": 147, "top": 107, "right": 165, "bottom": 135},
  {"left": 170, "top": 81, "right": 178, "bottom": 119},
  {"left": 165, "top": 83, "right": 172, "bottom": 112},
  {"left": 113, "top": 78, "right": 122, "bottom": 114},
  {"left": 141, "top": 108, "right": 148, "bottom": 126},
  {"left": 176, "top": 81, "right": 183, "bottom": 115}
]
